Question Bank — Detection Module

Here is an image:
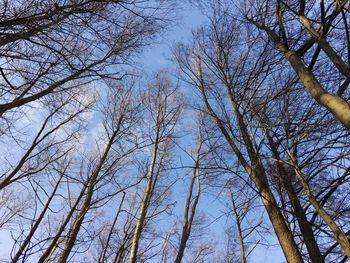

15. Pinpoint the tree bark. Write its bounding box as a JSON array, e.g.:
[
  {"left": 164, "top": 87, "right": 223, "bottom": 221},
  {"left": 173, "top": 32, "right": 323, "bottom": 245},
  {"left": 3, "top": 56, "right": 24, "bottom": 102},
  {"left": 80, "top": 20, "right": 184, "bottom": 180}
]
[
  {"left": 195, "top": 59, "right": 304, "bottom": 263},
  {"left": 200, "top": 95, "right": 304, "bottom": 263},
  {"left": 57, "top": 128, "right": 119, "bottom": 263},
  {"left": 284, "top": 49, "right": 350, "bottom": 130}
]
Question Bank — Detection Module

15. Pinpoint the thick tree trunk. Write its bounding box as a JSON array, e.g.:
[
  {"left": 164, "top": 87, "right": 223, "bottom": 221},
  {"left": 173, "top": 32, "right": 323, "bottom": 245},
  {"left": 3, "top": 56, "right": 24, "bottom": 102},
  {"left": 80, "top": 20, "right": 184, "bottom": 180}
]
[
  {"left": 250, "top": 21, "right": 350, "bottom": 130},
  {"left": 206, "top": 107, "right": 304, "bottom": 263},
  {"left": 284, "top": 49, "right": 350, "bottom": 130},
  {"left": 299, "top": 15, "right": 350, "bottom": 82},
  {"left": 280, "top": 173, "right": 323, "bottom": 263},
  {"left": 252, "top": 170, "right": 304, "bottom": 263},
  {"left": 196, "top": 55, "right": 304, "bottom": 263}
]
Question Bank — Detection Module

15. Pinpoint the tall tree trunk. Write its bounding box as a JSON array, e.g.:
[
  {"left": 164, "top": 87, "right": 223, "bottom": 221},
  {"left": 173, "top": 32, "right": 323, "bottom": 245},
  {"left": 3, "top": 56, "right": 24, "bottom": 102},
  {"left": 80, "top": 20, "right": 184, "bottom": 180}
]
[
  {"left": 249, "top": 21, "right": 350, "bottom": 130},
  {"left": 298, "top": 14, "right": 350, "bottom": 82},
  {"left": 57, "top": 180, "right": 96, "bottom": 263},
  {"left": 251, "top": 169, "right": 304, "bottom": 263},
  {"left": 128, "top": 137, "right": 160, "bottom": 263},
  {"left": 284, "top": 49, "right": 350, "bottom": 130},
  {"left": 204, "top": 105, "right": 303, "bottom": 263},
  {"left": 195, "top": 60, "right": 304, "bottom": 263},
  {"left": 57, "top": 129, "right": 119, "bottom": 263},
  {"left": 37, "top": 181, "right": 89, "bottom": 263},
  {"left": 230, "top": 193, "right": 247, "bottom": 263},
  {"left": 174, "top": 137, "right": 202, "bottom": 263},
  {"left": 55, "top": 113, "right": 128, "bottom": 262}
]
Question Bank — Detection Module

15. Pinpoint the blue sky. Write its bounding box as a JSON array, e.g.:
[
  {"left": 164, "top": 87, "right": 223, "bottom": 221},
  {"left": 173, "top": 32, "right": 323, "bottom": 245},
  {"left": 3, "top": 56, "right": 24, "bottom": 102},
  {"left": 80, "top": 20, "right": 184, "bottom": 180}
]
[{"left": 138, "top": 4, "right": 206, "bottom": 73}]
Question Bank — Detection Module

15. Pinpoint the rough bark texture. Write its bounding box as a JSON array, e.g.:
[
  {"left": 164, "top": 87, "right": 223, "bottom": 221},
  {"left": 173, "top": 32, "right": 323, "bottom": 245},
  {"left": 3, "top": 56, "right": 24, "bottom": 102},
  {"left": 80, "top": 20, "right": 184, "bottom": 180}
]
[{"left": 250, "top": 21, "right": 350, "bottom": 130}]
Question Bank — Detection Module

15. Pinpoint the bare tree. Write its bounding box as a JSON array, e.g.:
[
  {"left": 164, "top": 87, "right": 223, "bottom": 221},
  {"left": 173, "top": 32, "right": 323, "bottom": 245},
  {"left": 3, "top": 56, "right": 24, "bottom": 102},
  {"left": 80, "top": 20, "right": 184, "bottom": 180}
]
[
  {"left": 242, "top": 0, "right": 350, "bottom": 129},
  {"left": 229, "top": 187, "right": 261, "bottom": 263},
  {"left": 128, "top": 72, "right": 183, "bottom": 263},
  {"left": 98, "top": 191, "right": 126, "bottom": 263},
  {"left": 11, "top": 159, "right": 66, "bottom": 262},
  {"left": 55, "top": 84, "right": 140, "bottom": 263},
  {"left": 0, "top": 91, "right": 91, "bottom": 191},
  {"left": 0, "top": 0, "right": 169, "bottom": 120},
  {"left": 174, "top": 130, "right": 203, "bottom": 263},
  {"left": 3, "top": 1, "right": 350, "bottom": 262},
  {"left": 175, "top": 14, "right": 304, "bottom": 262},
  {"left": 253, "top": 72, "right": 350, "bottom": 262}
]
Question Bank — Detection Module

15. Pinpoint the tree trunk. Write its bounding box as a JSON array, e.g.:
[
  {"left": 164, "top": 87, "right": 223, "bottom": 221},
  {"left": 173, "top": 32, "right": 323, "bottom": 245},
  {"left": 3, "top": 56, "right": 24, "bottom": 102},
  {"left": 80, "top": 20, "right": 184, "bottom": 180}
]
[
  {"left": 128, "top": 140, "right": 159, "bottom": 263},
  {"left": 299, "top": 15, "right": 350, "bottom": 82},
  {"left": 37, "top": 182, "right": 88, "bottom": 263},
  {"left": 196, "top": 52, "right": 304, "bottom": 263},
  {"left": 56, "top": 125, "right": 120, "bottom": 263},
  {"left": 252, "top": 170, "right": 304, "bottom": 263},
  {"left": 284, "top": 49, "right": 350, "bottom": 130},
  {"left": 99, "top": 192, "right": 126, "bottom": 263},
  {"left": 174, "top": 138, "right": 202, "bottom": 263},
  {"left": 250, "top": 21, "right": 350, "bottom": 130},
  {"left": 230, "top": 193, "right": 247, "bottom": 263}
]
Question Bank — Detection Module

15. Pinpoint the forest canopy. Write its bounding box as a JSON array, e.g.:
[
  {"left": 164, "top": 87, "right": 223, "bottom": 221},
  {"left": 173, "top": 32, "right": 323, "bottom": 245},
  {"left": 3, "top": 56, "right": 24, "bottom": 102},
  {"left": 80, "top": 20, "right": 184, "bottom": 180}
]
[{"left": 0, "top": 1, "right": 349, "bottom": 263}]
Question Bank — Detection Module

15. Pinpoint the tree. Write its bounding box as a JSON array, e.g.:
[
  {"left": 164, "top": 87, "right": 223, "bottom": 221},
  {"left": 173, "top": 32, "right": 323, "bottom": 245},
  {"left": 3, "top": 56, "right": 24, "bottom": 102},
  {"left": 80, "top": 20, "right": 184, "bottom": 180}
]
[
  {"left": 243, "top": 0, "right": 350, "bottom": 129},
  {"left": 175, "top": 14, "right": 304, "bottom": 262},
  {"left": 54, "top": 84, "right": 140, "bottom": 263},
  {"left": 174, "top": 129, "right": 203, "bottom": 263},
  {"left": 255, "top": 83, "right": 350, "bottom": 261},
  {"left": 128, "top": 72, "right": 183, "bottom": 263},
  {"left": 0, "top": 0, "right": 168, "bottom": 119}
]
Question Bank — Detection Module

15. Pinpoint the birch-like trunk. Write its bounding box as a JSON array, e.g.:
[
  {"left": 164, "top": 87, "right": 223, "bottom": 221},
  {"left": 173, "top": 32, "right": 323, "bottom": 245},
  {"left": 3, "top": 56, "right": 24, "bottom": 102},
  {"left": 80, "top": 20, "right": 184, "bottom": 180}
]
[{"left": 128, "top": 141, "right": 159, "bottom": 263}]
